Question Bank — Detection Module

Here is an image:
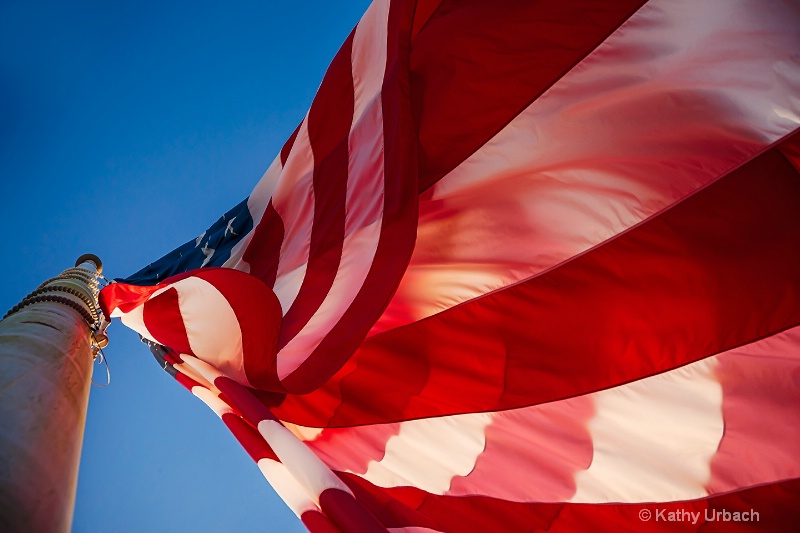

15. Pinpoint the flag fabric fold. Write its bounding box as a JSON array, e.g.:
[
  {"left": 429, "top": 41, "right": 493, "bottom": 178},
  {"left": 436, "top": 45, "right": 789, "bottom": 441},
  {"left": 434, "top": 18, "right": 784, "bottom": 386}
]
[{"left": 100, "top": 0, "right": 800, "bottom": 531}]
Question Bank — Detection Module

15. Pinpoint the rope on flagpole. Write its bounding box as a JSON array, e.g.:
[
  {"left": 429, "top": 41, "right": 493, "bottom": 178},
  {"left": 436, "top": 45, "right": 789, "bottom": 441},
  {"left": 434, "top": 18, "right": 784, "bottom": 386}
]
[{"left": 90, "top": 331, "right": 111, "bottom": 387}]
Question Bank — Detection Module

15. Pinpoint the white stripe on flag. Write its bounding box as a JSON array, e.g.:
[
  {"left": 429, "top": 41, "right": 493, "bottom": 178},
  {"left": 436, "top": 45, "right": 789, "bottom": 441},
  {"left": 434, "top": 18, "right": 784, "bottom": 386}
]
[
  {"left": 227, "top": 155, "right": 283, "bottom": 273},
  {"left": 272, "top": 118, "right": 315, "bottom": 313},
  {"left": 302, "top": 326, "right": 800, "bottom": 504},
  {"left": 276, "top": 0, "right": 390, "bottom": 379}
]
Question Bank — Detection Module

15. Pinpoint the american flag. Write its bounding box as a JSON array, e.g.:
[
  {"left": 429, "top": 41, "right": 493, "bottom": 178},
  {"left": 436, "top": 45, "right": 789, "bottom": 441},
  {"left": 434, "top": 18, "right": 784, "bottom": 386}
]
[{"left": 100, "top": 0, "right": 800, "bottom": 531}]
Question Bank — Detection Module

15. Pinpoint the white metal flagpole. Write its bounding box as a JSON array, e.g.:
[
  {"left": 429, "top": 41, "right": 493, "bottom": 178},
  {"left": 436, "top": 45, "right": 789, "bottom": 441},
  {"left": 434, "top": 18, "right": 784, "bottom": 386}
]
[{"left": 0, "top": 254, "right": 107, "bottom": 533}]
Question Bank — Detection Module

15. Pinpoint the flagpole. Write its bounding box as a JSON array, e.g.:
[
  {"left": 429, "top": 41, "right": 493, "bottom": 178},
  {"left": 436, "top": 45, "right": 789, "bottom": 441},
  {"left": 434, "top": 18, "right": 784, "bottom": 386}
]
[{"left": 0, "top": 255, "right": 107, "bottom": 533}]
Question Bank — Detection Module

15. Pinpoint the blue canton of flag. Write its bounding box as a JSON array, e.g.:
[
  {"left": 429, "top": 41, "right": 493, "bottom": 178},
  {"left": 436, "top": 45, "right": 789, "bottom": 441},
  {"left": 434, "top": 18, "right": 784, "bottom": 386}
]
[{"left": 121, "top": 198, "right": 253, "bottom": 285}]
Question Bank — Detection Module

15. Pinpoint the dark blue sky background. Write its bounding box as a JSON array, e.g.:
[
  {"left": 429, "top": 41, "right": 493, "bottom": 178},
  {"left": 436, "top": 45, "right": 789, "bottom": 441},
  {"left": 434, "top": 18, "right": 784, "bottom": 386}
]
[{"left": 1, "top": 1, "right": 370, "bottom": 531}]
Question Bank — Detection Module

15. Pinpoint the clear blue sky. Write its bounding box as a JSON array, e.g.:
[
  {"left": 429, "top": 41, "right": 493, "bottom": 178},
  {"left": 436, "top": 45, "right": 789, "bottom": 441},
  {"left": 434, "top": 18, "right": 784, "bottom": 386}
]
[{"left": 0, "top": 1, "right": 370, "bottom": 531}]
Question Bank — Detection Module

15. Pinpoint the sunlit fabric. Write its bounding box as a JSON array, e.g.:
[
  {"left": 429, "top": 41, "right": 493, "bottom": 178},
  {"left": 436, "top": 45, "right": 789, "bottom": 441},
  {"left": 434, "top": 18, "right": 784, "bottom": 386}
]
[{"left": 100, "top": 0, "right": 800, "bottom": 531}]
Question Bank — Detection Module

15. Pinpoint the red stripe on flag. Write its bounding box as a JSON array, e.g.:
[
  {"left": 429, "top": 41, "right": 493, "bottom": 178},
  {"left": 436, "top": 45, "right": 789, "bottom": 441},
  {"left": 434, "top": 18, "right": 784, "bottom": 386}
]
[
  {"left": 213, "top": 375, "right": 389, "bottom": 533},
  {"left": 215, "top": 376, "right": 278, "bottom": 426},
  {"left": 243, "top": 200, "right": 285, "bottom": 288},
  {"left": 131, "top": 268, "right": 283, "bottom": 389},
  {"left": 300, "top": 510, "right": 342, "bottom": 533},
  {"left": 98, "top": 282, "right": 162, "bottom": 316},
  {"left": 174, "top": 371, "right": 200, "bottom": 392},
  {"left": 274, "top": 141, "right": 800, "bottom": 426},
  {"left": 410, "top": 0, "right": 647, "bottom": 191},
  {"left": 707, "top": 330, "right": 800, "bottom": 494},
  {"left": 280, "top": 0, "right": 420, "bottom": 393},
  {"left": 278, "top": 31, "right": 356, "bottom": 350},
  {"left": 778, "top": 131, "right": 800, "bottom": 174},
  {"left": 318, "top": 488, "right": 387, "bottom": 533},
  {"left": 281, "top": 122, "right": 302, "bottom": 167},
  {"left": 141, "top": 287, "right": 193, "bottom": 356},
  {"left": 188, "top": 269, "right": 283, "bottom": 390},
  {"left": 410, "top": 0, "right": 443, "bottom": 39},
  {"left": 341, "top": 474, "right": 800, "bottom": 533},
  {"left": 221, "top": 412, "right": 279, "bottom": 463}
]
